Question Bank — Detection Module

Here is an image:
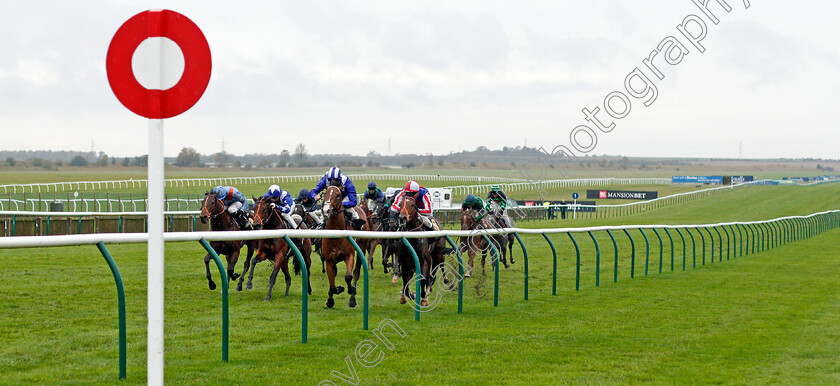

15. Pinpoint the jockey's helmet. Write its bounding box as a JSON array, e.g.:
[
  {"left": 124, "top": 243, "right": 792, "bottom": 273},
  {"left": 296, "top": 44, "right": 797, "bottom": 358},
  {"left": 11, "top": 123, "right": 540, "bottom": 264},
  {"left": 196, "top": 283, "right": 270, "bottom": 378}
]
[
  {"left": 299, "top": 188, "right": 309, "bottom": 198},
  {"left": 267, "top": 184, "right": 281, "bottom": 197},
  {"left": 368, "top": 181, "right": 377, "bottom": 190},
  {"left": 403, "top": 180, "right": 420, "bottom": 197}
]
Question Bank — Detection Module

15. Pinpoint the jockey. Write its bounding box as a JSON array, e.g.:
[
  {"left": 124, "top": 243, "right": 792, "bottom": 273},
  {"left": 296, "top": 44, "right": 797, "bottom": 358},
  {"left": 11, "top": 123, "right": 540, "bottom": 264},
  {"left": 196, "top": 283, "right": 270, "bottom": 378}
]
[
  {"left": 211, "top": 185, "right": 251, "bottom": 230},
  {"left": 309, "top": 167, "right": 366, "bottom": 230},
  {"left": 461, "top": 194, "right": 485, "bottom": 214},
  {"left": 294, "top": 188, "right": 323, "bottom": 227},
  {"left": 262, "top": 184, "right": 297, "bottom": 229},
  {"left": 390, "top": 180, "right": 437, "bottom": 230},
  {"left": 485, "top": 185, "right": 513, "bottom": 228},
  {"left": 364, "top": 182, "right": 385, "bottom": 209}
]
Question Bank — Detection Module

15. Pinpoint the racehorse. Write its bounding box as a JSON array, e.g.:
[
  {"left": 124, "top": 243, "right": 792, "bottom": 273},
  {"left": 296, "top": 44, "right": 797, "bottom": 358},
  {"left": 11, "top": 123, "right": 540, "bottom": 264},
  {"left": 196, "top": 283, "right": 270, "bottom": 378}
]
[
  {"left": 458, "top": 208, "right": 484, "bottom": 277},
  {"left": 484, "top": 200, "right": 514, "bottom": 268},
  {"left": 199, "top": 192, "right": 255, "bottom": 291},
  {"left": 394, "top": 196, "right": 452, "bottom": 306},
  {"left": 291, "top": 203, "right": 324, "bottom": 273},
  {"left": 360, "top": 199, "right": 391, "bottom": 273},
  {"left": 321, "top": 186, "right": 370, "bottom": 308},
  {"left": 242, "top": 196, "right": 313, "bottom": 300}
]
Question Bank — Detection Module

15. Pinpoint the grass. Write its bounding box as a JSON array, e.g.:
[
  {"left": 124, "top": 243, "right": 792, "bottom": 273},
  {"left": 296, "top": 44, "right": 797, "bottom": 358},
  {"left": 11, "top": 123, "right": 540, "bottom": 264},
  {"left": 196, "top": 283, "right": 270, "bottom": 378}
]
[{"left": 0, "top": 178, "right": 838, "bottom": 384}]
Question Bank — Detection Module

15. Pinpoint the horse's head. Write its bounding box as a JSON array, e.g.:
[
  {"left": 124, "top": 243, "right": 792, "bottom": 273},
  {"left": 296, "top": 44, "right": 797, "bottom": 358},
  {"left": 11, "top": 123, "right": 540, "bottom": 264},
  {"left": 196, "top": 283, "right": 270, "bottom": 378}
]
[
  {"left": 397, "top": 195, "right": 418, "bottom": 231},
  {"left": 321, "top": 186, "right": 343, "bottom": 220},
  {"left": 200, "top": 192, "right": 224, "bottom": 224},
  {"left": 461, "top": 208, "right": 477, "bottom": 230},
  {"left": 252, "top": 196, "right": 278, "bottom": 229}
]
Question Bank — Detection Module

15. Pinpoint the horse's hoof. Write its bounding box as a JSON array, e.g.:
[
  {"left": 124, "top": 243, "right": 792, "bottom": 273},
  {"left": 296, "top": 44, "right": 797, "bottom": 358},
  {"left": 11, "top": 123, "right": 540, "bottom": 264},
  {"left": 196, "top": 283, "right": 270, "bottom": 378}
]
[
  {"left": 399, "top": 294, "right": 407, "bottom": 304},
  {"left": 421, "top": 298, "right": 429, "bottom": 307},
  {"left": 349, "top": 298, "right": 357, "bottom": 308},
  {"left": 335, "top": 286, "right": 345, "bottom": 295},
  {"left": 246, "top": 283, "right": 253, "bottom": 290},
  {"left": 235, "top": 285, "right": 242, "bottom": 292},
  {"left": 232, "top": 273, "right": 241, "bottom": 280},
  {"left": 326, "top": 298, "right": 335, "bottom": 308},
  {"left": 391, "top": 276, "right": 399, "bottom": 284},
  {"left": 264, "top": 296, "right": 271, "bottom": 301},
  {"left": 208, "top": 281, "right": 216, "bottom": 291},
  {"left": 510, "top": 259, "right": 515, "bottom": 264},
  {"left": 504, "top": 264, "right": 510, "bottom": 269},
  {"left": 348, "top": 286, "right": 356, "bottom": 295}
]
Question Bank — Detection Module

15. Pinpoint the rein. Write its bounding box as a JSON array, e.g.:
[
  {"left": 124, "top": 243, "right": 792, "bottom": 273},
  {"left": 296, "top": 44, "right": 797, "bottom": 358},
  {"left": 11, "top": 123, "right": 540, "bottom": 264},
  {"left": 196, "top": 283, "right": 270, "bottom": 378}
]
[
  {"left": 253, "top": 199, "right": 283, "bottom": 228},
  {"left": 202, "top": 196, "right": 225, "bottom": 219}
]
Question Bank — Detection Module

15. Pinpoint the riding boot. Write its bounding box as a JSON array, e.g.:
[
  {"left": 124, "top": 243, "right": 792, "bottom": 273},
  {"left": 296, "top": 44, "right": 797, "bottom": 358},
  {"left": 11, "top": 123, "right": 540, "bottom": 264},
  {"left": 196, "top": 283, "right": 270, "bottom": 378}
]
[{"left": 234, "top": 211, "right": 250, "bottom": 230}]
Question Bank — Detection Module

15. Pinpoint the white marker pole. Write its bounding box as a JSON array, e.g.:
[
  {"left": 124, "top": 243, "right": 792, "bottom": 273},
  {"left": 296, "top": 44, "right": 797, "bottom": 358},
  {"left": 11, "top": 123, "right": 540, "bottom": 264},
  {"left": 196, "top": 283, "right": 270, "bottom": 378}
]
[
  {"left": 147, "top": 34, "right": 165, "bottom": 385},
  {"left": 573, "top": 198, "right": 577, "bottom": 220},
  {"left": 148, "top": 119, "right": 164, "bottom": 385}
]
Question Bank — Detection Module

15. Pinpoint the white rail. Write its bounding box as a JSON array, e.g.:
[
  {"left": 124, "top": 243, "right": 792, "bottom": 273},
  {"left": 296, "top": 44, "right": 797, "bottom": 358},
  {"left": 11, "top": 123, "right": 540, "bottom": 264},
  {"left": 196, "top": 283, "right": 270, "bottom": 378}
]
[{"left": 1, "top": 210, "right": 836, "bottom": 249}]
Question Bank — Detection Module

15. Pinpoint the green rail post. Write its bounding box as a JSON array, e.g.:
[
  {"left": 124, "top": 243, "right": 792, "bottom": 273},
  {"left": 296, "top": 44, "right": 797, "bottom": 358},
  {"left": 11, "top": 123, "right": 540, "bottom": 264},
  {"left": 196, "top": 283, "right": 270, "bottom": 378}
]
[
  {"left": 698, "top": 227, "right": 706, "bottom": 265},
  {"left": 45, "top": 216, "right": 50, "bottom": 236},
  {"left": 713, "top": 227, "right": 723, "bottom": 262},
  {"left": 513, "top": 233, "right": 529, "bottom": 300},
  {"left": 606, "top": 230, "right": 618, "bottom": 283},
  {"left": 749, "top": 223, "right": 757, "bottom": 254},
  {"left": 78, "top": 216, "right": 83, "bottom": 234},
  {"left": 400, "top": 237, "right": 422, "bottom": 320},
  {"left": 541, "top": 233, "right": 557, "bottom": 295},
  {"left": 118, "top": 215, "right": 123, "bottom": 233},
  {"left": 198, "top": 238, "right": 229, "bottom": 361},
  {"left": 687, "top": 228, "right": 696, "bottom": 268},
  {"left": 735, "top": 224, "right": 742, "bottom": 257},
  {"left": 567, "top": 232, "right": 581, "bottom": 290},
  {"left": 664, "top": 228, "right": 674, "bottom": 272},
  {"left": 11, "top": 215, "right": 16, "bottom": 236},
  {"left": 443, "top": 235, "right": 465, "bottom": 313},
  {"left": 703, "top": 227, "right": 714, "bottom": 262},
  {"left": 639, "top": 229, "right": 650, "bottom": 276},
  {"left": 192, "top": 214, "right": 197, "bottom": 232},
  {"left": 346, "top": 236, "right": 368, "bottom": 330},
  {"left": 652, "top": 228, "right": 663, "bottom": 274},
  {"left": 773, "top": 221, "right": 782, "bottom": 247},
  {"left": 675, "top": 228, "right": 686, "bottom": 270},
  {"left": 587, "top": 231, "right": 600, "bottom": 287},
  {"left": 283, "top": 235, "right": 311, "bottom": 339},
  {"left": 721, "top": 226, "right": 730, "bottom": 260},
  {"left": 95, "top": 242, "right": 126, "bottom": 379},
  {"left": 622, "top": 229, "right": 636, "bottom": 278},
  {"left": 757, "top": 223, "right": 765, "bottom": 252},
  {"left": 481, "top": 234, "right": 501, "bottom": 306}
]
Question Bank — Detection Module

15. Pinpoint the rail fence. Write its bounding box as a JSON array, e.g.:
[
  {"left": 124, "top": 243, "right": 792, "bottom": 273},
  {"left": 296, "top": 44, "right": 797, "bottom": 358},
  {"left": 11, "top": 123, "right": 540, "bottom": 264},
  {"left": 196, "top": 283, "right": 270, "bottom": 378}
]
[
  {"left": 0, "top": 210, "right": 836, "bottom": 379},
  {"left": 2, "top": 178, "right": 833, "bottom": 235},
  {"left": 0, "top": 173, "right": 529, "bottom": 194}
]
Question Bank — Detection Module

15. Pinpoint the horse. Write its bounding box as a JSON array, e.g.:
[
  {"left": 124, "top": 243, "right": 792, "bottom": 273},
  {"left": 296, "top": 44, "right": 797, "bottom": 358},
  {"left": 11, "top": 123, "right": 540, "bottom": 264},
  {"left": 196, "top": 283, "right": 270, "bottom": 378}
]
[
  {"left": 321, "top": 186, "right": 370, "bottom": 308},
  {"left": 242, "top": 196, "right": 313, "bottom": 300},
  {"left": 394, "top": 196, "right": 452, "bottom": 306},
  {"left": 199, "top": 192, "right": 255, "bottom": 291},
  {"left": 291, "top": 202, "right": 324, "bottom": 273},
  {"left": 458, "top": 207, "right": 484, "bottom": 277},
  {"left": 484, "top": 200, "right": 514, "bottom": 268},
  {"left": 360, "top": 199, "right": 391, "bottom": 273}
]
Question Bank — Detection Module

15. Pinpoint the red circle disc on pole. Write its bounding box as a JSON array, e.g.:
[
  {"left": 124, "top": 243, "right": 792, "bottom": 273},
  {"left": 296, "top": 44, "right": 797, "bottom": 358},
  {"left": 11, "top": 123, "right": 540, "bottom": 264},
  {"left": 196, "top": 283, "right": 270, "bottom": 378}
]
[{"left": 106, "top": 9, "right": 211, "bottom": 119}]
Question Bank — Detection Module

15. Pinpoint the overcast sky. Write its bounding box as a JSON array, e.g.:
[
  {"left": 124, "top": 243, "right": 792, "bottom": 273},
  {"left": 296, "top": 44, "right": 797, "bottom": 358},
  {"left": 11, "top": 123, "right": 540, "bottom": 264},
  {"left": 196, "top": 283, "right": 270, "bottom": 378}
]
[{"left": 2, "top": 1, "right": 838, "bottom": 159}]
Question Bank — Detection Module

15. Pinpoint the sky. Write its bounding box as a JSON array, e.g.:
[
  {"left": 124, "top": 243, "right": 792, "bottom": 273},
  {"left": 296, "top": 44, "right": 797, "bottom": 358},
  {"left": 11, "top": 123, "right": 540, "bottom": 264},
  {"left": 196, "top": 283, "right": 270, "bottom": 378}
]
[{"left": 1, "top": 1, "right": 839, "bottom": 159}]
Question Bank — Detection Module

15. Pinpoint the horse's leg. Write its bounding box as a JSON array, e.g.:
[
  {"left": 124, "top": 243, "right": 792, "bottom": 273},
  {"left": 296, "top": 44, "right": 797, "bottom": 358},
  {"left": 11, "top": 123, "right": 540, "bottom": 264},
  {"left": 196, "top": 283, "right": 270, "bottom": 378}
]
[
  {"left": 236, "top": 248, "right": 252, "bottom": 291},
  {"left": 399, "top": 256, "right": 412, "bottom": 304},
  {"left": 304, "top": 245, "right": 313, "bottom": 295},
  {"left": 345, "top": 252, "right": 357, "bottom": 308},
  {"left": 281, "top": 255, "right": 292, "bottom": 297},
  {"left": 325, "top": 261, "right": 338, "bottom": 308},
  {"left": 247, "top": 247, "right": 265, "bottom": 290},
  {"left": 265, "top": 253, "right": 282, "bottom": 301},
  {"left": 227, "top": 248, "right": 241, "bottom": 282},
  {"left": 204, "top": 253, "right": 217, "bottom": 290},
  {"left": 508, "top": 236, "right": 515, "bottom": 264}
]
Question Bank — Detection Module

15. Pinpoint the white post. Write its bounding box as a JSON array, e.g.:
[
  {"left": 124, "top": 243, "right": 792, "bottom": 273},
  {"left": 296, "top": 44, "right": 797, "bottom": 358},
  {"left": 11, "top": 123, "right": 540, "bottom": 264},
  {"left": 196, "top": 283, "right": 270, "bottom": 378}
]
[{"left": 148, "top": 119, "right": 165, "bottom": 384}]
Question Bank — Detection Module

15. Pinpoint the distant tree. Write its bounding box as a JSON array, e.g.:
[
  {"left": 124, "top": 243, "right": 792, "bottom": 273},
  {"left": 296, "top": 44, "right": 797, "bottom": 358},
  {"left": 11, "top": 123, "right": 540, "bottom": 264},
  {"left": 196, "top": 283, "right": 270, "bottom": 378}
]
[
  {"left": 469, "top": 161, "right": 477, "bottom": 167},
  {"left": 213, "top": 151, "right": 231, "bottom": 167},
  {"left": 293, "top": 143, "right": 308, "bottom": 166},
  {"left": 257, "top": 159, "right": 273, "bottom": 168},
  {"left": 278, "top": 150, "right": 291, "bottom": 167},
  {"left": 69, "top": 156, "right": 89, "bottom": 167},
  {"left": 95, "top": 154, "right": 109, "bottom": 167},
  {"left": 367, "top": 150, "right": 380, "bottom": 157},
  {"left": 233, "top": 160, "right": 242, "bottom": 169},
  {"left": 402, "top": 162, "right": 415, "bottom": 169},
  {"left": 437, "top": 158, "right": 444, "bottom": 166},
  {"left": 175, "top": 147, "right": 202, "bottom": 167},
  {"left": 134, "top": 155, "right": 148, "bottom": 167},
  {"left": 816, "top": 164, "right": 822, "bottom": 170},
  {"left": 427, "top": 154, "right": 434, "bottom": 167},
  {"left": 55, "top": 160, "right": 63, "bottom": 167},
  {"left": 5, "top": 157, "right": 14, "bottom": 167},
  {"left": 121, "top": 157, "right": 130, "bottom": 167},
  {"left": 110, "top": 157, "right": 116, "bottom": 165}
]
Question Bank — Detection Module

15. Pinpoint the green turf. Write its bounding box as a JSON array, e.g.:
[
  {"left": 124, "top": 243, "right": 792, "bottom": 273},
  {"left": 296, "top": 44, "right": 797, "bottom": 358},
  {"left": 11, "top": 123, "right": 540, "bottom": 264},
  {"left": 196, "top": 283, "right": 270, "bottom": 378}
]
[{"left": 0, "top": 182, "right": 838, "bottom": 384}]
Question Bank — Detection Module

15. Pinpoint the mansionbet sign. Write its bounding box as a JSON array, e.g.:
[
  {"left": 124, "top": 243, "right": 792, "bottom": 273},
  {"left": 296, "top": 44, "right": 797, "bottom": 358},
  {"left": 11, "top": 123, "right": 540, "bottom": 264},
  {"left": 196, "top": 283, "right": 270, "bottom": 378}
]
[{"left": 587, "top": 190, "right": 658, "bottom": 200}]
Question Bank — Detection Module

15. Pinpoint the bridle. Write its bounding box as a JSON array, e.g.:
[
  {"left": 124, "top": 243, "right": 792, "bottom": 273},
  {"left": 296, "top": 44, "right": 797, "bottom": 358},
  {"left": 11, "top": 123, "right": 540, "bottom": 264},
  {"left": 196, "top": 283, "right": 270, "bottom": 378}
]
[
  {"left": 322, "top": 186, "right": 343, "bottom": 220},
  {"left": 253, "top": 198, "right": 282, "bottom": 228},
  {"left": 398, "top": 196, "right": 423, "bottom": 232},
  {"left": 201, "top": 194, "right": 225, "bottom": 220}
]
